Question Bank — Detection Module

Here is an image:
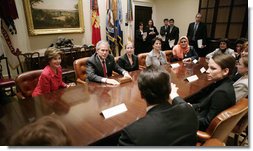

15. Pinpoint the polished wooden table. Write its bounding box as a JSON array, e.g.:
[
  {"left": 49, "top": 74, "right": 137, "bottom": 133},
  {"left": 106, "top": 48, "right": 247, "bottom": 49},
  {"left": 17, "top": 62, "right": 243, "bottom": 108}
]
[{"left": 0, "top": 58, "right": 212, "bottom": 145}]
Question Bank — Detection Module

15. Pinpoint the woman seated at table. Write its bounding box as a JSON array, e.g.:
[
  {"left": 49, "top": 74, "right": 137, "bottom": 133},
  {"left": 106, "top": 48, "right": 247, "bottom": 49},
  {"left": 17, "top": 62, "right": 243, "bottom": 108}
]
[
  {"left": 145, "top": 37, "right": 167, "bottom": 67},
  {"left": 233, "top": 55, "right": 248, "bottom": 101},
  {"left": 206, "top": 38, "right": 235, "bottom": 59},
  {"left": 118, "top": 41, "right": 139, "bottom": 72},
  {"left": 32, "top": 47, "right": 73, "bottom": 97},
  {"left": 191, "top": 53, "right": 236, "bottom": 131},
  {"left": 171, "top": 36, "right": 198, "bottom": 62}
]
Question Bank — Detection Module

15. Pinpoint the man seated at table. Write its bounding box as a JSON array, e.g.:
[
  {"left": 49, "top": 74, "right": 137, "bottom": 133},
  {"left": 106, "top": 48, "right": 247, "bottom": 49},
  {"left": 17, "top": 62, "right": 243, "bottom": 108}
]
[
  {"left": 87, "top": 40, "right": 131, "bottom": 85},
  {"left": 118, "top": 65, "right": 198, "bottom": 146}
]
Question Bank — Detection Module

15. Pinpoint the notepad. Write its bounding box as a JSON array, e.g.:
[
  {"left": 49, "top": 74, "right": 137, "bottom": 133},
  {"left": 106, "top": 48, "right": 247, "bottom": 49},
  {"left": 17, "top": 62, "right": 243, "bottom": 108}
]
[
  {"left": 193, "top": 59, "right": 198, "bottom": 64},
  {"left": 186, "top": 75, "right": 199, "bottom": 82},
  {"left": 170, "top": 63, "right": 180, "bottom": 68},
  {"left": 101, "top": 103, "right": 128, "bottom": 119},
  {"left": 200, "top": 67, "right": 206, "bottom": 73}
]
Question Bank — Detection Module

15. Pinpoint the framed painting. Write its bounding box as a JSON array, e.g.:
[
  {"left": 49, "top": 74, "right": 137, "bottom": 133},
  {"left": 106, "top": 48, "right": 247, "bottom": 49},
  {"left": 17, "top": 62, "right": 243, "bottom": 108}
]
[{"left": 23, "top": 0, "right": 84, "bottom": 35}]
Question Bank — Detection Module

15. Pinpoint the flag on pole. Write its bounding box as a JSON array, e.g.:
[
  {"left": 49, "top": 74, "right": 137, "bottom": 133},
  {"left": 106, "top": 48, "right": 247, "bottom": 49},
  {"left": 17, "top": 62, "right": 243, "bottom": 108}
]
[
  {"left": 106, "top": 0, "right": 116, "bottom": 55},
  {"left": 115, "top": 0, "right": 123, "bottom": 56},
  {"left": 126, "top": 0, "right": 133, "bottom": 42},
  {"left": 91, "top": 0, "right": 101, "bottom": 46}
]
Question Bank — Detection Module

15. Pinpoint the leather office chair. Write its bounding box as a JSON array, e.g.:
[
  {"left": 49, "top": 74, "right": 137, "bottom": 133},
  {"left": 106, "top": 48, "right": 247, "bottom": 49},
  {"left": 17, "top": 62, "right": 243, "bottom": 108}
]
[
  {"left": 197, "top": 98, "right": 248, "bottom": 145},
  {"left": 15, "top": 70, "right": 43, "bottom": 100},
  {"left": 164, "top": 50, "right": 173, "bottom": 62},
  {"left": 73, "top": 57, "right": 89, "bottom": 85},
  {"left": 0, "top": 55, "right": 16, "bottom": 96},
  {"left": 137, "top": 52, "right": 148, "bottom": 69}
]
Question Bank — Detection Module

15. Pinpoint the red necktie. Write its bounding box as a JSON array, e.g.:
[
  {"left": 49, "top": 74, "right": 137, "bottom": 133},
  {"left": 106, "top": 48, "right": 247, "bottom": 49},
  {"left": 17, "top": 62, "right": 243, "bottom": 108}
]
[{"left": 102, "top": 60, "right": 107, "bottom": 77}]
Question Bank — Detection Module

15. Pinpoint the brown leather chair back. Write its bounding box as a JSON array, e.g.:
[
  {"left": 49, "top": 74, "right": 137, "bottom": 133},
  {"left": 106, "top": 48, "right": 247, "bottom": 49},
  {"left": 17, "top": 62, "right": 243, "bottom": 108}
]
[
  {"left": 137, "top": 52, "right": 148, "bottom": 67},
  {"left": 197, "top": 98, "right": 248, "bottom": 142},
  {"left": 15, "top": 70, "right": 43, "bottom": 99},
  {"left": 73, "top": 57, "right": 89, "bottom": 84},
  {"left": 164, "top": 50, "right": 173, "bottom": 62}
]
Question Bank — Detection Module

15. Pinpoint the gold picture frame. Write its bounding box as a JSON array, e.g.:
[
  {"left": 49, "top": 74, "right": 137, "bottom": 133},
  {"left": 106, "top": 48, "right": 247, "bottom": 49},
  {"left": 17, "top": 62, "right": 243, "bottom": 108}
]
[{"left": 23, "top": 0, "right": 84, "bottom": 36}]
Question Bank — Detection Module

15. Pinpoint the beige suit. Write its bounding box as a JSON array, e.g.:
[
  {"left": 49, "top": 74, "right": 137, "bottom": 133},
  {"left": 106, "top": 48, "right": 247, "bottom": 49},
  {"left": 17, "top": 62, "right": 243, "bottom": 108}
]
[{"left": 233, "top": 74, "right": 248, "bottom": 101}]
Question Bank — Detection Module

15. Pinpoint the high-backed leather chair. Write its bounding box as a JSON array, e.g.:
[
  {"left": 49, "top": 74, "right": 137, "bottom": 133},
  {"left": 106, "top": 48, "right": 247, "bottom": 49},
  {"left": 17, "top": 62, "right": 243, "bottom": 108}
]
[
  {"left": 137, "top": 52, "right": 148, "bottom": 69},
  {"left": 73, "top": 57, "right": 89, "bottom": 85},
  {"left": 232, "top": 112, "right": 248, "bottom": 146},
  {"left": 197, "top": 98, "right": 248, "bottom": 144},
  {"left": 164, "top": 50, "right": 173, "bottom": 62},
  {"left": 15, "top": 70, "right": 43, "bottom": 100}
]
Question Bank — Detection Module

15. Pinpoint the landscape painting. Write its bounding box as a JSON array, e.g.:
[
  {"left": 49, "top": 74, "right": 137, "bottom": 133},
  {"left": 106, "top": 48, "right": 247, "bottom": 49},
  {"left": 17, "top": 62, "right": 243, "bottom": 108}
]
[{"left": 23, "top": 0, "right": 84, "bottom": 35}]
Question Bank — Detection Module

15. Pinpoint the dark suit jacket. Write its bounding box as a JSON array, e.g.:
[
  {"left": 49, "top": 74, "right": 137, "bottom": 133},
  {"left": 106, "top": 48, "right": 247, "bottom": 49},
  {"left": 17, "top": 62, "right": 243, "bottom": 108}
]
[
  {"left": 117, "top": 54, "right": 139, "bottom": 72},
  {"left": 118, "top": 97, "right": 198, "bottom": 146},
  {"left": 146, "top": 26, "right": 159, "bottom": 51},
  {"left": 86, "top": 53, "right": 126, "bottom": 83},
  {"left": 192, "top": 77, "right": 236, "bottom": 131},
  {"left": 167, "top": 25, "right": 179, "bottom": 46},
  {"left": 135, "top": 29, "right": 147, "bottom": 54},
  {"left": 187, "top": 22, "right": 207, "bottom": 45}
]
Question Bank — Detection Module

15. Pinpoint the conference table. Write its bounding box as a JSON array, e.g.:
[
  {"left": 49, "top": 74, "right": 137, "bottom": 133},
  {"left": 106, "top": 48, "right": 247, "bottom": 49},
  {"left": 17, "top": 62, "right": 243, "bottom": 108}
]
[{"left": 0, "top": 58, "right": 213, "bottom": 146}]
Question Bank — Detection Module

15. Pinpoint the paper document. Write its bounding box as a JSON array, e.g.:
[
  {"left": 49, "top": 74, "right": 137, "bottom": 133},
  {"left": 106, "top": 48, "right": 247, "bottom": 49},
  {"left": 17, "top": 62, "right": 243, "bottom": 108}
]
[
  {"left": 186, "top": 75, "right": 199, "bottom": 82},
  {"left": 197, "top": 39, "right": 203, "bottom": 48},
  {"left": 200, "top": 67, "right": 206, "bottom": 73},
  {"left": 171, "top": 63, "right": 180, "bottom": 68},
  {"left": 169, "top": 39, "right": 175, "bottom": 48},
  {"left": 143, "top": 32, "right": 147, "bottom": 40},
  {"left": 101, "top": 103, "right": 127, "bottom": 119}
]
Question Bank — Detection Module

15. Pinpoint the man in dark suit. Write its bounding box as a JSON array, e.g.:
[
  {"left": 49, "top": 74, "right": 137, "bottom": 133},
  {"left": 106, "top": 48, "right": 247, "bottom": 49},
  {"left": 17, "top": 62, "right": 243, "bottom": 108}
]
[
  {"left": 160, "top": 18, "right": 170, "bottom": 50},
  {"left": 167, "top": 18, "right": 179, "bottom": 50},
  {"left": 86, "top": 40, "right": 131, "bottom": 85},
  {"left": 118, "top": 65, "right": 198, "bottom": 146},
  {"left": 187, "top": 13, "right": 207, "bottom": 57}
]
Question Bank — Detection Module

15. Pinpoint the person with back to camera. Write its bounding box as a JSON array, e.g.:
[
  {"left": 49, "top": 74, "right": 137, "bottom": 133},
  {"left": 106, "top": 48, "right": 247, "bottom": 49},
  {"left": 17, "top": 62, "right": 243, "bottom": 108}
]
[
  {"left": 171, "top": 36, "right": 198, "bottom": 63},
  {"left": 9, "top": 116, "right": 72, "bottom": 146},
  {"left": 86, "top": 40, "right": 132, "bottom": 85},
  {"left": 191, "top": 53, "right": 236, "bottom": 131},
  {"left": 117, "top": 41, "right": 139, "bottom": 72},
  {"left": 118, "top": 65, "right": 199, "bottom": 146},
  {"left": 145, "top": 37, "right": 168, "bottom": 67},
  {"left": 32, "top": 47, "right": 74, "bottom": 97}
]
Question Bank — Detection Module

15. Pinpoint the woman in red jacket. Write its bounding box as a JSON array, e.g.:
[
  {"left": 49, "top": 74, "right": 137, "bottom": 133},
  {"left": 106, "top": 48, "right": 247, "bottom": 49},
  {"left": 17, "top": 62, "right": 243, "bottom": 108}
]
[{"left": 32, "top": 47, "right": 72, "bottom": 96}]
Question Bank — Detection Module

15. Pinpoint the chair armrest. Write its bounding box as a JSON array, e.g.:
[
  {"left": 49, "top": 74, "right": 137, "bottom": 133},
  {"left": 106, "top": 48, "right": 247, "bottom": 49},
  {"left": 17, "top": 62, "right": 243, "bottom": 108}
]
[
  {"left": 197, "top": 130, "right": 211, "bottom": 142},
  {"left": 202, "top": 138, "right": 225, "bottom": 146},
  {"left": 76, "top": 78, "right": 86, "bottom": 85}
]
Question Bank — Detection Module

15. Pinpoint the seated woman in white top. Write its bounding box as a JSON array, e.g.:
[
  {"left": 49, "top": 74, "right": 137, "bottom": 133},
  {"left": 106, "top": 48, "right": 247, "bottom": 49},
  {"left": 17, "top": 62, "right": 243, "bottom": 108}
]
[
  {"left": 145, "top": 37, "right": 168, "bottom": 67},
  {"left": 233, "top": 55, "right": 248, "bottom": 101},
  {"left": 206, "top": 38, "right": 235, "bottom": 59}
]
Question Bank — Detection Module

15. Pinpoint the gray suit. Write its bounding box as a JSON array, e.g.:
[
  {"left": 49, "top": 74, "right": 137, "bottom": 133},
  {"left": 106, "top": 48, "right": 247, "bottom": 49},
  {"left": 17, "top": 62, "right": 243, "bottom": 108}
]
[{"left": 233, "top": 75, "right": 248, "bottom": 101}]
